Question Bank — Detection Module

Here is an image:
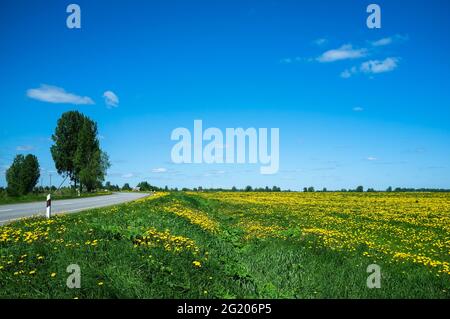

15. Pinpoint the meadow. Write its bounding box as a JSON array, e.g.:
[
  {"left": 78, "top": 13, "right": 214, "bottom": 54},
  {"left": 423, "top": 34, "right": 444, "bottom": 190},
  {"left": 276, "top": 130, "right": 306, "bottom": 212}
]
[{"left": 0, "top": 191, "right": 449, "bottom": 298}]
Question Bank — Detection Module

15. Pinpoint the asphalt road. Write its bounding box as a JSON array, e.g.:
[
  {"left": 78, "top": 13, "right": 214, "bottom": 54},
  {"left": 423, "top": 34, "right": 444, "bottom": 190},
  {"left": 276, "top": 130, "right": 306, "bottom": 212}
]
[{"left": 0, "top": 192, "right": 151, "bottom": 225}]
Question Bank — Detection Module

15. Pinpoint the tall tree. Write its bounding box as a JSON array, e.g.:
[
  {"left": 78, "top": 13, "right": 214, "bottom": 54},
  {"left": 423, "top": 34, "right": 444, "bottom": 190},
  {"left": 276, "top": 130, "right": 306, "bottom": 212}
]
[
  {"left": 6, "top": 154, "right": 40, "bottom": 196},
  {"left": 74, "top": 118, "right": 98, "bottom": 191},
  {"left": 51, "top": 111, "right": 110, "bottom": 192},
  {"left": 22, "top": 154, "right": 40, "bottom": 193},
  {"left": 6, "top": 155, "right": 24, "bottom": 196},
  {"left": 51, "top": 111, "right": 85, "bottom": 187}
]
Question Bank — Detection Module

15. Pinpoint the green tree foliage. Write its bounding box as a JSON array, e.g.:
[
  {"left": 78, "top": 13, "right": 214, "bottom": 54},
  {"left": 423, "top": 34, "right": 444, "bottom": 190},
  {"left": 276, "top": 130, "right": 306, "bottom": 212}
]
[
  {"left": 136, "top": 181, "right": 161, "bottom": 192},
  {"left": 104, "top": 181, "right": 120, "bottom": 191},
  {"left": 356, "top": 185, "right": 364, "bottom": 192},
  {"left": 51, "top": 111, "right": 110, "bottom": 192},
  {"left": 6, "top": 154, "right": 40, "bottom": 196},
  {"left": 122, "top": 183, "right": 132, "bottom": 191},
  {"left": 51, "top": 111, "right": 85, "bottom": 187},
  {"left": 74, "top": 119, "right": 110, "bottom": 192}
]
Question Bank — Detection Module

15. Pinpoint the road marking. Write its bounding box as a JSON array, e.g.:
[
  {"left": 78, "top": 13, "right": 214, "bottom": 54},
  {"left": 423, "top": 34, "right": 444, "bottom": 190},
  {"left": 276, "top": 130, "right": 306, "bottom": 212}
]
[
  {"left": 84, "top": 196, "right": 118, "bottom": 202},
  {"left": 57, "top": 202, "right": 74, "bottom": 205},
  {"left": 0, "top": 209, "right": 13, "bottom": 212}
]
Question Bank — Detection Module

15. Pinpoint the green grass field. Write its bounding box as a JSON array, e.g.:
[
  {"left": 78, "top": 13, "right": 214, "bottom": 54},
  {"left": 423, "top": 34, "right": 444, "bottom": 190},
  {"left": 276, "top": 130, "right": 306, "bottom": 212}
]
[{"left": 0, "top": 192, "right": 448, "bottom": 299}]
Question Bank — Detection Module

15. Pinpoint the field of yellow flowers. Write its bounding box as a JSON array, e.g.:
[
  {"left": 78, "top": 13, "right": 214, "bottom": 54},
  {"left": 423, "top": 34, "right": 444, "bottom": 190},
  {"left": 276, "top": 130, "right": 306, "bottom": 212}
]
[{"left": 0, "top": 192, "right": 448, "bottom": 298}]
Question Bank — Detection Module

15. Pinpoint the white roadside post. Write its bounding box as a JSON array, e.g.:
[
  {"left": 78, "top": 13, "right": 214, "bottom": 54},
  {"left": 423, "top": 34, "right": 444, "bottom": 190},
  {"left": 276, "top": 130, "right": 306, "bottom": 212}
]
[{"left": 46, "top": 194, "right": 52, "bottom": 219}]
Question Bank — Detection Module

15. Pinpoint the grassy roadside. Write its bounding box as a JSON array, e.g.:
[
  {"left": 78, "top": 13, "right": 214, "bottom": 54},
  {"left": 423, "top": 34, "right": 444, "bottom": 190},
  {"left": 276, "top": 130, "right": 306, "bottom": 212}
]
[
  {"left": 0, "top": 192, "right": 448, "bottom": 298},
  {"left": 0, "top": 191, "right": 113, "bottom": 206}
]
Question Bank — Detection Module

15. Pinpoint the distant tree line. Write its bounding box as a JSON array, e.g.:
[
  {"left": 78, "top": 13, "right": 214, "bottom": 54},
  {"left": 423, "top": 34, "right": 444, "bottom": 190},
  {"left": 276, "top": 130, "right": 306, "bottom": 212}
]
[
  {"left": 178, "top": 186, "right": 284, "bottom": 192},
  {"left": 103, "top": 181, "right": 167, "bottom": 192},
  {"left": 105, "top": 183, "right": 450, "bottom": 193},
  {"left": 5, "top": 171, "right": 450, "bottom": 196},
  {"left": 387, "top": 187, "right": 450, "bottom": 193},
  {"left": 332, "top": 186, "right": 450, "bottom": 193}
]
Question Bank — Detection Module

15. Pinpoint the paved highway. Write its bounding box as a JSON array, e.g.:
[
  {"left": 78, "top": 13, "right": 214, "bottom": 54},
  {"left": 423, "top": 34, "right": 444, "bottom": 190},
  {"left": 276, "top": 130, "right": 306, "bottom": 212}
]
[{"left": 0, "top": 192, "right": 150, "bottom": 225}]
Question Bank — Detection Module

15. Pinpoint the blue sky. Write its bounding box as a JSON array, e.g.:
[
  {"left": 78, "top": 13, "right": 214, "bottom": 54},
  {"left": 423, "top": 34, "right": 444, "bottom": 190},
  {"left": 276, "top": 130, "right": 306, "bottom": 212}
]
[{"left": 0, "top": 0, "right": 449, "bottom": 190}]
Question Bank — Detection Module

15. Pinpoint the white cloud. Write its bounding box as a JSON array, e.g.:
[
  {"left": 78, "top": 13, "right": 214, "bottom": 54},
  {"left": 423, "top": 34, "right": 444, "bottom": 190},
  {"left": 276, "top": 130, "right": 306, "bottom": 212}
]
[
  {"left": 340, "top": 69, "right": 352, "bottom": 79},
  {"left": 27, "top": 84, "right": 94, "bottom": 105},
  {"left": 371, "top": 37, "right": 393, "bottom": 47},
  {"left": 16, "top": 145, "right": 34, "bottom": 151},
  {"left": 103, "top": 90, "right": 119, "bottom": 108},
  {"left": 353, "top": 107, "right": 364, "bottom": 112},
  {"left": 360, "top": 57, "right": 399, "bottom": 74},
  {"left": 279, "top": 57, "right": 306, "bottom": 64},
  {"left": 202, "top": 170, "right": 227, "bottom": 177},
  {"left": 122, "top": 173, "right": 134, "bottom": 178},
  {"left": 152, "top": 168, "right": 167, "bottom": 173},
  {"left": 280, "top": 58, "right": 293, "bottom": 64},
  {"left": 317, "top": 44, "right": 367, "bottom": 63},
  {"left": 340, "top": 66, "right": 358, "bottom": 78},
  {"left": 367, "top": 156, "right": 378, "bottom": 161},
  {"left": 341, "top": 57, "right": 399, "bottom": 78},
  {"left": 314, "top": 38, "right": 328, "bottom": 46},
  {"left": 371, "top": 34, "right": 408, "bottom": 47}
]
